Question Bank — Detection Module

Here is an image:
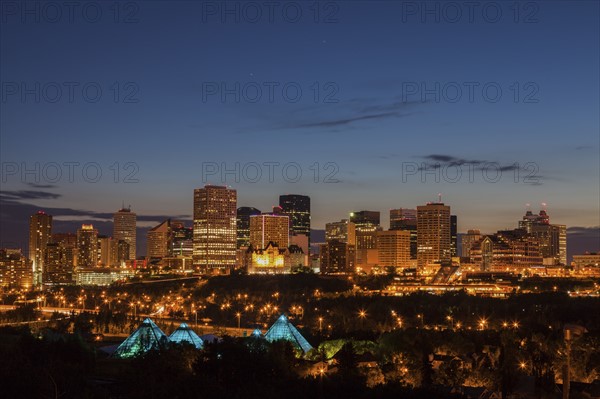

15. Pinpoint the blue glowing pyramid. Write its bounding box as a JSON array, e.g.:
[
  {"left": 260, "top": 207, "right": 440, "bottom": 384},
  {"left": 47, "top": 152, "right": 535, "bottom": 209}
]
[
  {"left": 169, "top": 323, "right": 204, "bottom": 349},
  {"left": 112, "top": 318, "right": 169, "bottom": 359},
  {"left": 264, "top": 314, "right": 313, "bottom": 353}
]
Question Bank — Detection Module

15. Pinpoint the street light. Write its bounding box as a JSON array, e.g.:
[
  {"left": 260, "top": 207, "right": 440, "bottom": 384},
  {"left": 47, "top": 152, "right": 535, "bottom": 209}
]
[
  {"left": 236, "top": 312, "right": 241, "bottom": 329},
  {"left": 358, "top": 309, "right": 367, "bottom": 329},
  {"left": 519, "top": 361, "right": 527, "bottom": 370},
  {"left": 479, "top": 317, "right": 488, "bottom": 330},
  {"left": 318, "top": 317, "right": 323, "bottom": 333}
]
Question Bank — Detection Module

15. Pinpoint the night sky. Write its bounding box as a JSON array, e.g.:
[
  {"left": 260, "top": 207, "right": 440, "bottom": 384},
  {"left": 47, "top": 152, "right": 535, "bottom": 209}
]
[{"left": 1, "top": 1, "right": 599, "bottom": 257}]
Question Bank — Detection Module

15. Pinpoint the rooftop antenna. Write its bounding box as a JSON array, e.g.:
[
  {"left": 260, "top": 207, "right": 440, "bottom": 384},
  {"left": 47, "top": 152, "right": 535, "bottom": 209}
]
[
  {"left": 438, "top": 193, "right": 442, "bottom": 203},
  {"left": 541, "top": 202, "right": 547, "bottom": 211},
  {"left": 121, "top": 200, "right": 125, "bottom": 210}
]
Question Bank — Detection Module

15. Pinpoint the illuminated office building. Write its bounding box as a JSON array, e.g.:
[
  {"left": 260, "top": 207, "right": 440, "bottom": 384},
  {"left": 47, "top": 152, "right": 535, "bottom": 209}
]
[
  {"left": 325, "top": 219, "right": 356, "bottom": 245},
  {"left": 52, "top": 233, "right": 77, "bottom": 267},
  {"left": 147, "top": 220, "right": 172, "bottom": 259},
  {"left": 193, "top": 185, "right": 237, "bottom": 274},
  {"left": 389, "top": 208, "right": 417, "bottom": 259},
  {"left": 519, "top": 208, "right": 567, "bottom": 265},
  {"left": 77, "top": 224, "right": 99, "bottom": 268},
  {"left": 470, "top": 229, "right": 542, "bottom": 272},
  {"left": 377, "top": 230, "right": 411, "bottom": 270},
  {"left": 460, "top": 229, "right": 481, "bottom": 258},
  {"left": 236, "top": 207, "right": 261, "bottom": 248},
  {"left": 417, "top": 202, "right": 451, "bottom": 269},
  {"left": 319, "top": 240, "right": 355, "bottom": 274},
  {"left": 451, "top": 215, "right": 458, "bottom": 257},
  {"left": 0, "top": 249, "right": 33, "bottom": 290},
  {"left": 249, "top": 214, "right": 289, "bottom": 249},
  {"left": 279, "top": 194, "right": 310, "bottom": 245},
  {"left": 29, "top": 211, "right": 52, "bottom": 287},
  {"left": 170, "top": 222, "right": 193, "bottom": 258},
  {"left": 44, "top": 243, "right": 73, "bottom": 285},
  {"left": 113, "top": 207, "right": 137, "bottom": 260}
]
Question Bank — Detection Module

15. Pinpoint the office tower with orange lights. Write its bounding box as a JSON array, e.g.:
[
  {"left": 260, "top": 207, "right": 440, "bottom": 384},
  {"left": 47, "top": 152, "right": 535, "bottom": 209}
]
[
  {"left": 377, "top": 230, "right": 411, "bottom": 270},
  {"left": 77, "top": 224, "right": 99, "bottom": 267},
  {"left": 113, "top": 206, "right": 137, "bottom": 260},
  {"left": 249, "top": 214, "right": 290, "bottom": 249},
  {"left": 389, "top": 208, "right": 417, "bottom": 259},
  {"left": 29, "top": 211, "right": 52, "bottom": 287},
  {"left": 193, "top": 185, "right": 237, "bottom": 274},
  {"left": 417, "top": 202, "right": 451, "bottom": 269}
]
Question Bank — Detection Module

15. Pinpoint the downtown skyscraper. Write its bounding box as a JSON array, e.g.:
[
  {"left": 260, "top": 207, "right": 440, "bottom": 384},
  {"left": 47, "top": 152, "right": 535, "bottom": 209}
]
[
  {"left": 77, "top": 224, "right": 98, "bottom": 267},
  {"left": 236, "top": 206, "right": 261, "bottom": 248},
  {"left": 279, "top": 194, "right": 310, "bottom": 245},
  {"left": 29, "top": 211, "right": 52, "bottom": 287},
  {"left": 417, "top": 202, "right": 451, "bottom": 269},
  {"left": 113, "top": 206, "right": 137, "bottom": 260},
  {"left": 249, "top": 213, "right": 289, "bottom": 249},
  {"left": 193, "top": 185, "right": 237, "bottom": 274}
]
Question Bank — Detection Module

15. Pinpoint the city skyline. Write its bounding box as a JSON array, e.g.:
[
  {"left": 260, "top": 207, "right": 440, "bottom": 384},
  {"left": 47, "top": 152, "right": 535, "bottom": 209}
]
[
  {"left": 1, "top": 1, "right": 598, "bottom": 258},
  {"left": 5, "top": 189, "right": 597, "bottom": 264},
  {"left": 1, "top": 2, "right": 599, "bottom": 397}
]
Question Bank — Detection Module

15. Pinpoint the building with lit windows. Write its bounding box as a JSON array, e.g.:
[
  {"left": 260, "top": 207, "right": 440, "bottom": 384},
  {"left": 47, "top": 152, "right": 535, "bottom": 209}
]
[
  {"left": 518, "top": 208, "right": 567, "bottom": 265},
  {"left": 0, "top": 249, "right": 33, "bottom": 290},
  {"left": 279, "top": 194, "right": 310, "bottom": 246},
  {"left": 469, "top": 229, "right": 543, "bottom": 272},
  {"left": 247, "top": 242, "right": 293, "bottom": 274},
  {"left": 236, "top": 207, "right": 261, "bottom": 248},
  {"left": 572, "top": 253, "right": 600, "bottom": 276},
  {"left": 350, "top": 211, "right": 381, "bottom": 273},
  {"left": 193, "top": 185, "right": 237, "bottom": 274},
  {"left": 460, "top": 229, "right": 482, "bottom": 258},
  {"left": 77, "top": 224, "right": 98, "bottom": 268},
  {"left": 75, "top": 267, "right": 135, "bottom": 285},
  {"left": 389, "top": 209, "right": 417, "bottom": 259},
  {"left": 377, "top": 230, "right": 411, "bottom": 270},
  {"left": 320, "top": 219, "right": 357, "bottom": 274},
  {"left": 147, "top": 220, "right": 172, "bottom": 259},
  {"left": 97, "top": 236, "right": 115, "bottom": 267},
  {"left": 249, "top": 214, "right": 289, "bottom": 249},
  {"left": 113, "top": 207, "right": 137, "bottom": 260},
  {"left": 29, "top": 211, "right": 52, "bottom": 287},
  {"left": 319, "top": 240, "right": 355, "bottom": 274},
  {"left": 43, "top": 243, "right": 73, "bottom": 285},
  {"left": 170, "top": 222, "right": 193, "bottom": 257},
  {"left": 451, "top": 215, "right": 458, "bottom": 257},
  {"left": 417, "top": 202, "right": 451, "bottom": 270},
  {"left": 325, "top": 219, "right": 356, "bottom": 244}
]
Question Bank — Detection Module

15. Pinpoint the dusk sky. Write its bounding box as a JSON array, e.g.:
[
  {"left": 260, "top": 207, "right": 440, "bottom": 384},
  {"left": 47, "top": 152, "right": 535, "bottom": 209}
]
[{"left": 1, "top": 0, "right": 599, "bottom": 256}]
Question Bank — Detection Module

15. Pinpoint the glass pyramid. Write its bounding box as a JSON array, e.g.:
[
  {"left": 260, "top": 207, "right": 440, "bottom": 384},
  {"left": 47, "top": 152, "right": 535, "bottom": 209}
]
[
  {"left": 112, "top": 318, "right": 169, "bottom": 359},
  {"left": 251, "top": 328, "right": 263, "bottom": 338},
  {"left": 264, "top": 314, "right": 313, "bottom": 353},
  {"left": 169, "top": 323, "right": 204, "bottom": 349}
]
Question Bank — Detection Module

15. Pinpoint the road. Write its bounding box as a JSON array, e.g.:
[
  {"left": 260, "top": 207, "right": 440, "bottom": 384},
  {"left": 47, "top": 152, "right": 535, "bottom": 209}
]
[{"left": 0, "top": 305, "right": 259, "bottom": 337}]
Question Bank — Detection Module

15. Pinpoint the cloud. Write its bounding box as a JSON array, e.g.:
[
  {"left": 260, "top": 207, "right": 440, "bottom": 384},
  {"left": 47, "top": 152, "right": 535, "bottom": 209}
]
[
  {"left": 567, "top": 226, "right": 600, "bottom": 235},
  {"left": 417, "top": 154, "right": 545, "bottom": 185},
  {"left": 0, "top": 190, "right": 61, "bottom": 200},
  {"left": 281, "top": 97, "right": 426, "bottom": 130},
  {"left": 26, "top": 183, "right": 58, "bottom": 189},
  {"left": 292, "top": 111, "right": 406, "bottom": 129}
]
